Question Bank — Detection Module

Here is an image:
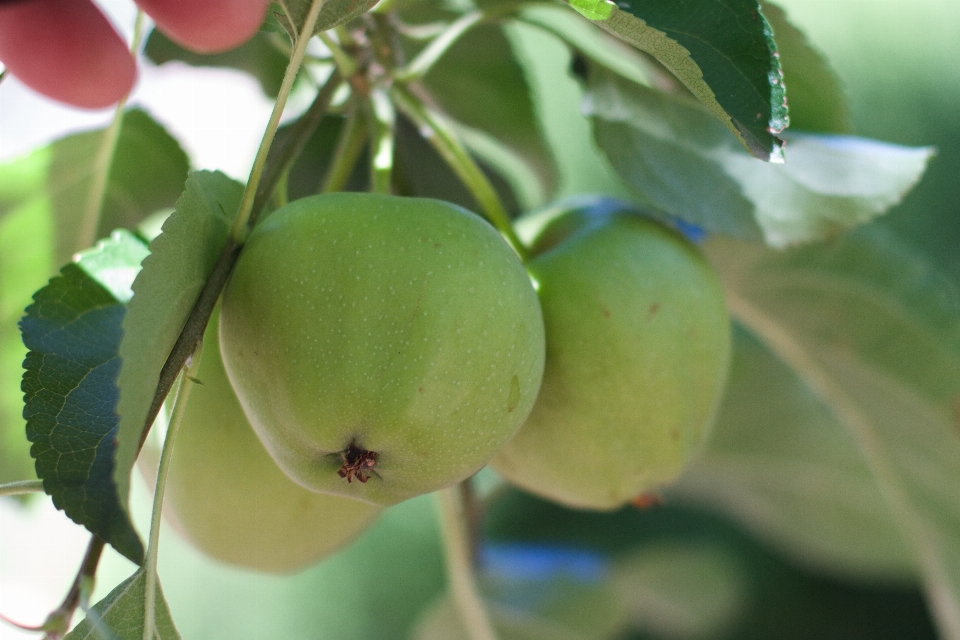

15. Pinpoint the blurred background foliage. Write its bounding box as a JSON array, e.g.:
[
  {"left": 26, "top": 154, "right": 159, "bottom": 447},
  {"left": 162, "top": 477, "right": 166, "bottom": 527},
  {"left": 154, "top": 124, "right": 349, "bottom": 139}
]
[{"left": 3, "top": 1, "right": 959, "bottom": 639}]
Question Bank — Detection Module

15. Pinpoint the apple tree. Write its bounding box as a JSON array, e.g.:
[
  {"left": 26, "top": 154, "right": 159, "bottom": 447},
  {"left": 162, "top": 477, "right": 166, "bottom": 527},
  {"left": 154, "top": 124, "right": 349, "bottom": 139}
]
[{"left": 0, "top": 0, "right": 957, "bottom": 639}]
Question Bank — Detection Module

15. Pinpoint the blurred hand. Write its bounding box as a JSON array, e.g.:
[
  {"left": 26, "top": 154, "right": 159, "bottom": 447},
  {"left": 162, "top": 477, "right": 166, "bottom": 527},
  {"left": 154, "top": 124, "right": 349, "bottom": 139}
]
[{"left": 0, "top": 0, "right": 271, "bottom": 108}]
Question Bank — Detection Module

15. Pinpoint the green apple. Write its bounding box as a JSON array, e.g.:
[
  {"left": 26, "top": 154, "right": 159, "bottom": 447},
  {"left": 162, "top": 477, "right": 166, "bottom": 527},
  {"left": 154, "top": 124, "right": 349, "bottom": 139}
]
[
  {"left": 161, "top": 307, "right": 382, "bottom": 573},
  {"left": 492, "top": 200, "right": 731, "bottom": 510},
  {"left": 219, "top": 193, "right": 545, "bottom": 506}
]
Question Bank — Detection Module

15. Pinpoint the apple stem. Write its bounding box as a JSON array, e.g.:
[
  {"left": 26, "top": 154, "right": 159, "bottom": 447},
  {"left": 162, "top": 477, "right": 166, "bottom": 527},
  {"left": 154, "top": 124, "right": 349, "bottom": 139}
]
[
  {"left": 250, "top": 68, "right": 343, "bottom": 219},
  {"left": 76, "top": 9, "right": 146, "bottom": 254},
  {"left": 437, "top": 485, "right": 500, "bottom": 640},
  {"left": 390, "top": 85, "right": 528, "bottom": 261},
  {"left": 142, "top": 343, "right": 204, "bottom": 640},
  {"left": 229, "top": 0, "right": 329, "bottom": 242},
  {"left": 368, "top": 87, "right": 397, "bottom": 194},
  {"left": 322, "top": 101, "right": 368, "bottom": 193}
]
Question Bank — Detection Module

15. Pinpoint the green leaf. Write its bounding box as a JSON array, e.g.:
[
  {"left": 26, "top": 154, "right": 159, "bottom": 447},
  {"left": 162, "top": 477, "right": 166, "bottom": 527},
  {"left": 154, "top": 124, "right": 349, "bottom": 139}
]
[
  {"left": 671, "top": 328, "right": 915, "bottom": 580},
  {"left": 0, "top": 110, "right": 189, "bottom": 267},
  {"left": 280, "top": 114, "right": 369, "bottom": 199},
  {"left": 0, "top": 178, "right": 55, "bottom": 487},
  {"left": 701, "top": 227, "right": 960, "bottom": 637},
  {"left": 144, "top": 26, "right": 288, "bottom": 97},
  {"left": 393, "top": 114, "right": 522, "bottom": 216},
  {"left": 414, "top": 597, "right": 585, "bottom": 640},
  {"left": 65, "top": 569, "right": 180, "bottom": 640},
  {"left": 483, "top": 493, "right": 939, "bottom": 638},
  {"left": 611, "top": 540, "right": 748, "bottom": 638},
  {"left": 0, "top": 114, "right": 185, "bottom": 484},
  {"left": 516, "top": 4, "right": 650, "bottom": 86},
  {"left": 761, "top": 2, "right": 851, "bottom": 134},
  {"left": 583, "top": 65, "right": 933, "bottom": 246},
  {"left": 421, "top": 23, "right": 558, "bottom": 204},
  {"left": 20, "top": 230, "right": 150, "bottom": 563},
  {"left": 274, "top": 0, "right": 378, "bottom": 41},
  {"left": 573, "top": 0, "right": 787, "bottom": 161},
  {"left": 413, "top": 572, "right": 624, "bottom": 640},
  {"left": 111, "top": 171, "right": 238, "bottom": 536},
  {"left": 567, "top": 0, "right": 613, "bottom": 22}
]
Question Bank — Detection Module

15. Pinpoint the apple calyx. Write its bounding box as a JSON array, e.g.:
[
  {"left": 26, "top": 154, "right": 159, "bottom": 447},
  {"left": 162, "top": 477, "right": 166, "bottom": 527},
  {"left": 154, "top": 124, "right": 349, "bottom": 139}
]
[{"left": 338, "top": 442, "right": 378, "bottom": 484}]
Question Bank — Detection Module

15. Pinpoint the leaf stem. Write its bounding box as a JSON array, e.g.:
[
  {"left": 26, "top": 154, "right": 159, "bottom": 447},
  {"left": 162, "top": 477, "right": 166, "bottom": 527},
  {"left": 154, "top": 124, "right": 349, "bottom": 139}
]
[
  {"left": 143, "top": 345, "right": 203, "bottom": 640},
  {"left": 390, "top": 85, "right": 527, "bottom": 259},
  {"left": 437, "top": 485, "right": 499, "bottom": 640},
  {"left": 15, "top": 536, "right": 108, "bottom": 638},
  {"left": 0, "top": 479, "right": 43, "bottom": 497},
  {"left": 393, "top": 11, "right": 483, "bottom": 82},
  {"left": 393, "top": 2, "right": 530, "bottom": 82},
  {"left": 252, "top": 69, "right": 344, "bottom": 217},
  {"left": 76, "top": 10, "right": 146, "bottom": 253},
  {"left": 322, "top": 103, "right": 368, "bottom": 193},
  {"left": 229, "top": 0, "right": 329, "bottom": 241},
  {"left": 368, "top": 87, "right": 396, "bottom": 194},
  {"left": 318, "top": 31, "right": 358, "bottom": 78}
]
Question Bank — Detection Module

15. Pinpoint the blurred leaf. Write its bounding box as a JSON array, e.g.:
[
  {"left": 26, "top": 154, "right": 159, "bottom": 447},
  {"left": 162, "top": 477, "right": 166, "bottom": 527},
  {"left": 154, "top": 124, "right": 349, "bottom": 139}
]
[
  {"left": 144, "top": 27, "right": 288, "bottom": 97},
  {"left": 703, "top": 226, "right": 960, "bottom": 638},
  {"left": 422, "top": 24, "right": 558, "bottom": 203},
  {"left": 0, "top": 110, "right": 188, "bottom": 266},
  {"left": 414, "top": 597, "right": 592, "bottom": 640},
  {"left": 66, "top": 569, "right": 180, "bottom": 640},
  {"left": 570, "top": 0, "right": 786, "bottom": 160},
  {"left": 20, "top": 230, "right": 150, "bottom": 563},
  {"left": 761, "top": 2, "right": 851, "bottom": 134},
  {"left": 516, "top": 4, "right": 650, "bottom": 86},
  {"left": 158, "top": 494, "right": 445, "bottom": 639},
  {"left": 478, "top": 544, "right": 627, "bottom": 640},
  {"left": 274, "top": 0, "right": 378, "bottom": 41},
  {"left": 394, "top": 114, "right": 522, "bottom": 216},
  {"left": 671, "top": 328, "right": 915, "bottom": 581},
  {"left": 486, "top": 492, "right": 939, "bottom": 640},
  {"left": 612, "top": 540, "right": 748, "bottom": 638},
  {"left": 413, "top": 546, "right": 628, "bottom": 640},
  {"left": 0, "top": 178, "right": 55, "bottom": 487},
  {"left": 583, "top": 64, "right": 933, "bottom": 246},
  {"left": 280, "top": 113, "right": 369, "bottom": 199},
  {"left": 112, "top": 172, "right": 238, "bottom": 535}
]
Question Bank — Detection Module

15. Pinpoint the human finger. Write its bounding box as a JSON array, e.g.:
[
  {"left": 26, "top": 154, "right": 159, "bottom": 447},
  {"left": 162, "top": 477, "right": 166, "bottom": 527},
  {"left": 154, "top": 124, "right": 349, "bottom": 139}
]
[
  {"left": 134, "top": 0, "right": 271, "bottom": 54},
  {"left": 0, "top": 0, "right": 136, "bottom": 109}
]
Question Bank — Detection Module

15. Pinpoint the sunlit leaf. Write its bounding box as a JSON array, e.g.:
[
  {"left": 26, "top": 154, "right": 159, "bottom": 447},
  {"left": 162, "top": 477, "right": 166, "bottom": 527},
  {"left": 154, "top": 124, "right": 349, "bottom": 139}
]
[
  {"left": 0, "top": 179, "right": 54, "bottom": 487},
  {"left": 20, "top": 230, "right": 150, "bottom": 562},
  {"left": 583, "top": 65, "right": 933, "bottom": 246},
  {"left": 65, "top": 569, "right": 180, "bottom": 640},
  {"left": 702, "top": 227, "right": 960, "bottom": 638},
  {"left": 0, "top": 110, "right": 188, "bottom": 267},
  {"left": 569, "top": 0, "right": 787, "bottom": 160}
]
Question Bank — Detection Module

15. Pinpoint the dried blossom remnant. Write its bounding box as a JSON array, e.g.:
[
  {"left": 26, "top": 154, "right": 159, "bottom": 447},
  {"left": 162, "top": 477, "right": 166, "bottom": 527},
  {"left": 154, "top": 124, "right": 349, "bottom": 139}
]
[{"left": 338, "top": 441, "right": 378, "bottom": 483}]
